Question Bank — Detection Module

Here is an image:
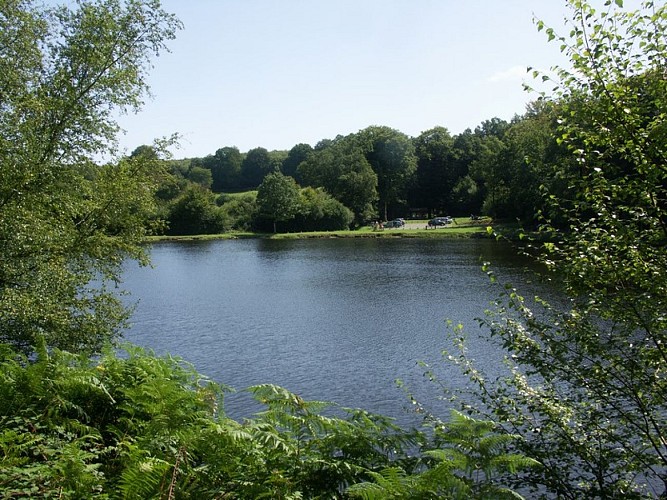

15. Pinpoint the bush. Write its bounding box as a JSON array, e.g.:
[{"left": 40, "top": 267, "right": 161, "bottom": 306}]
[
  {"left": 166, "top": 185, "right": 227, "bottom": 235},
  {"left": 0, "top": 341, "right": 534, "bottom": 498}
]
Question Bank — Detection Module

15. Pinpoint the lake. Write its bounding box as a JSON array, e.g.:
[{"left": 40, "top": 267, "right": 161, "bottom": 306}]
[{"left": 121, "top": 237, "right": 546, "bottom": 428}]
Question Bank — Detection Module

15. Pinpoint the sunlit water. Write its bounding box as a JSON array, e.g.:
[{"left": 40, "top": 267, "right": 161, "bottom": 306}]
[{"left": 120, "top": 237, "right": 549, "bottom": 428}]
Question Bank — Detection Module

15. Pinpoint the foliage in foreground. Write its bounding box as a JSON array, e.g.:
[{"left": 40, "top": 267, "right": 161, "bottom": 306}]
[
  {"left": 0, "top": 0, "right": 181, "bottom": 354},
  {"left": 0, "top": 342, "right": 536, "bottom": 499},
  {"left": 441, "top": 1, "right": 667, "bottom": 498}
]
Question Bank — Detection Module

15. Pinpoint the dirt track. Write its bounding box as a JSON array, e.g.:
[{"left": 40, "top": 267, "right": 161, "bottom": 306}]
[
  {"left": 403, "top": 222, "right": 427, "bottom": 230},
  {"left": 384, "top": 222, "right": 452, "bottom": 230}
]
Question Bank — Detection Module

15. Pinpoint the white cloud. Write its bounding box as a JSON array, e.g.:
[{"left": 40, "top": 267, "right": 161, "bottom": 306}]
[{"left": 487, "top": 65, "right": 529, "bottom": 83}]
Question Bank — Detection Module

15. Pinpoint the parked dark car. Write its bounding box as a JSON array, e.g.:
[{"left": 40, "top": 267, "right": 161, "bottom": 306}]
[
  {"left": 384, "top": 219, "right": 405, "bottom": 228},
  {"left": 428, "top": 217, "right": 452, "bottom": 228}
]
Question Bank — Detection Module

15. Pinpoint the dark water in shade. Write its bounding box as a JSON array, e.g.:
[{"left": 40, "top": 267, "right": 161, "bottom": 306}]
[{"left": 120, "top": 237, "right": 550, "bottom": 428}]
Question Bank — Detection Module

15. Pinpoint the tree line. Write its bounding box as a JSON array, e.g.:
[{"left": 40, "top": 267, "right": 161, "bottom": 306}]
[
  {"left": 1, "top": 0, "right": 666, "bottom": 497},
  {"left": 144, "top": 102, "right": 569, "bottom": 235}
]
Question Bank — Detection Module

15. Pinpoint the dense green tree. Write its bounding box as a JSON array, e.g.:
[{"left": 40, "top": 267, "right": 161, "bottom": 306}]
[
  {"left": 209, "top": 146, "right": 243, "bottom": 191},
  {"left": 153, "top": 167, "right": 187, "bottom": 203},
  {"left": 450, "top": 130, "right": 485, "bottom": 215},
  {"left": 129, "top": 144, "right": 159, "bottom": 160},
  {"left": 0, "top": 0, "right": 180, "bottom": 353},
  {"left": 187, "top": 165, "right": 213, "bottom": 188},
  {"left": 450, "top": 175, "right": 480, "bottom": 216},
  {"left": 155, "top": 177, "right": 186, "bottom": 212},
  {"left": 288, "top": 187, "right": 354, "bottom": 232},
  {"left": 357, "top": 126, "right": 417, "bottom": 220},
  {"left": 166, "top": 185, "right": 225, "bottom": 235},
  {"left": 219, "top": 192, "right": 257, "bottom": 231},
  {"left": 130, "top": 144, "right": 183, "bottom": 204},
  {"left": 501, "top": 102, "right": 565, "bottom": 225},
  {"left": 431, "top": 111, "right": 563, "bottom": 222},
  {"left": 413, "top": 127, "right": 458, "bottom": 217},
  {"left": 165, "top": 157, "right": 192, "bottom": 179},
  {"left": 298, "top": 138, "right": 378, "bottom": 225},
  {"left": 334, "top": 147, "right": 380, "bottom": 225},
  {"left": 255, "top": 172, "right": 300, "bottom": 233},
  {"left": 448, "top": 121, "right": 511, "bottom": 219},
  {"left": 474, "top": 117, "right": 510, "bottom": 140},
  {"left": 268, "top": 149, "right": 288, "bottom": 172},
  {"left": 282, "top": 142, "right": 313, "bottom": 182},
  {"left": 314, "top": 137, "right": 337, "bottom": 150},
  {"left": 240, "top": 146, "right": 276, "bottom": 188},
  {"left": 447, "top": 1, "right": 667, "bottom": 497},
  {"left": 468, "top": 134, "right": 508, "bottom": 218}
]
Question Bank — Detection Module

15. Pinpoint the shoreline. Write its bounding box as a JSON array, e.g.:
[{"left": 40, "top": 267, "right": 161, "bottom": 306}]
[{"left": 144, "top": 219, "right": 510, "bottom": 243}]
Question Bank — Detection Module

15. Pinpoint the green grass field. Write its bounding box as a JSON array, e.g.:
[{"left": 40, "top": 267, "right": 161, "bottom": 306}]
[{"left": 146, "top": 217, "right": 496, "bottom": 242}]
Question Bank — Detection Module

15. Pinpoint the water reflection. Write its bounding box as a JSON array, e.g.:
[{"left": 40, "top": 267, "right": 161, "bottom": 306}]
[{"left": 122, "top": 238, "right": 551, "bottom": 427}]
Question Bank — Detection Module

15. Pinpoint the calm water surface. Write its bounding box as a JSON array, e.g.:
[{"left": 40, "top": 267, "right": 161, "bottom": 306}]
[{"left": 121, "top": 238, "right": 545, "bottom": 427}]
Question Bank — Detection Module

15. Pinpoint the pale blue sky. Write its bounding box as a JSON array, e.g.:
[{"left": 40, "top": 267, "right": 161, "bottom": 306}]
[{"left": 115, "top": 1, "right": 573, "bottom": 159}]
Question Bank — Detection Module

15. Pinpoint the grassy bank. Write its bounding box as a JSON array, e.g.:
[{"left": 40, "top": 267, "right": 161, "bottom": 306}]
[{"left": 146, "top": 217, "right": 499, "bottom": 242}]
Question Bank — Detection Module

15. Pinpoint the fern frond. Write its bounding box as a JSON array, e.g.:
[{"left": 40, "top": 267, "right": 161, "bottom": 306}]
[
  {"left": 347, "top": 467, "right": 409, "bottom": 499},
  {"left": 347, "top": 481, "right": 393, "bottom": 500},
  {"left": 118, "top": 456, "right": 171, "bottom": 499},
  {"left": 490, "top": 453, "right": 542, "bottom": 474}
]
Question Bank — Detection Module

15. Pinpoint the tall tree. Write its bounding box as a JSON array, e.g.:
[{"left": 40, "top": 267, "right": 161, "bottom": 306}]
[
  {"left": 451, "top": 129, "right": 484, "bottom": 215},
  {"left": 287, "top": 187, "right": 354, "bottom": 232},
  {"left": 357, "top": 126, "right": 417, "bottom": 220},
  {"left": 282, "top": 143, "right": 313, "bottom": 182},
  {"left": 450, "top": 1, "right": 667, "bottom": 496},
  {"left": 256, "top": 172, "right": 300, "bottom": 233},
  {"left": 0, "top": 0, "right": 181, "bottom": 353},
  {"left": 461, "top": 118, "right": 511, "bottom": 219},
  {"left": 468, "top": 134, "right": 509, "bottom": 218},
  {"left": 475, "top": 117, "right": 510, "bottom": 139},
  {"left": 269, "top": 149, "right": 288, "bottom": 173},
  {"left": 413, "top": 126, "right": 457, "bottom": 217},
  {"left": 501, "top": 101, "right": 565, "bottom": 225},
  {"left": 208, "top": 146, "right": 243, "bottom": 192},
  {"left": 298, "top": 138, "right": 378, "bottom": 225},
  {"left": 187, "top": 165, "right": 213, "bottom": 188},
  {"left": 167, "top": 185, "right": 224, "bottom": 235},
  {"left": 241, "top": 147, "right": 276, "bottom": 188}
]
